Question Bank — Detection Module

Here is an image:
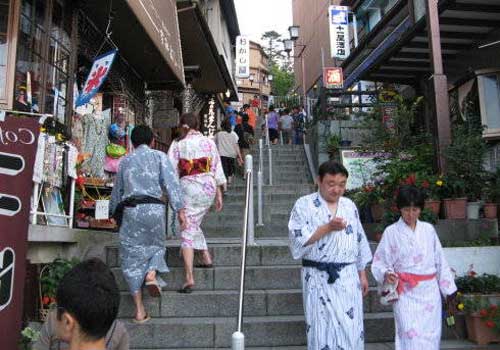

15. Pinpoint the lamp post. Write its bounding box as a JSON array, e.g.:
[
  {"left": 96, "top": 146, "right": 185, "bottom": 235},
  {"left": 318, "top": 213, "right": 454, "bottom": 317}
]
[{"left": 284, "top": 26, "right": 306, "bottom": 107}]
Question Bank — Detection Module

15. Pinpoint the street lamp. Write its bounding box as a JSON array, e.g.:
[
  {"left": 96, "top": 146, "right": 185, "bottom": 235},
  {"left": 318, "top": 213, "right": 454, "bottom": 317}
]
[
  {"left": 288, "top": 25, "right": 300, "bottom": 41},
  {"left": 249, "top": 73, "right": 255, "bottom": 86},
  {"left": 268, "top": 74, "right": 273, "bottom": 82},
  {"left": 283, "top": 39, "right": 294, "bottom": 54}
]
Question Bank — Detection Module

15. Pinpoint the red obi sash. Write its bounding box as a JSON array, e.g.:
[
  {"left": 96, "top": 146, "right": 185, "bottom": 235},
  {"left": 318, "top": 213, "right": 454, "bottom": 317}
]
[
  {"left": 397, "top": 272, "right": 436, "bottom": 295},
  {"left": 178, "top": 157, "right": 211, "bottom": 178}
]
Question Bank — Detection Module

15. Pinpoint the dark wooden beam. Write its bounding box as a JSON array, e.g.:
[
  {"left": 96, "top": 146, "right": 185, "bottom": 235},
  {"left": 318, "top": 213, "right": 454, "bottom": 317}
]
[
  {"left": 448, "top": 3, "right": 500, "bottom": 13},
  {"left": 406, "top": 41, "right": 471, "bottom": 51},
  {"left": 374, "top": 69, "right": 419, "bottom": 77},
  {"left": 367, "top": 75, "right": 418, "bottom": 86},
  {"left": 394, "top": 51, "right": 455, "bottom": 60},
  {"left": 440, "top": 17, "right": 500, "bottom": 28},
  {"left": 383, "top": 60, "right": 431, "bottom": 68},
  {"left": 419, "top": 31, "right": 484, "bottom": 40}
]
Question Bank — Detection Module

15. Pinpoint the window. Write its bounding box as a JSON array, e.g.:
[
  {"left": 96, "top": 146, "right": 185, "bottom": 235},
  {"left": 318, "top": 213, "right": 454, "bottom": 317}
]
[
  {"left": 14, "top": 0, "right": 73, "bottom": 122},
  {"left": 477, "top": 73, "right": 500, "bottom": 138},
  {"left": 0, "top": 0, "right": 19, "bottom": 108}
]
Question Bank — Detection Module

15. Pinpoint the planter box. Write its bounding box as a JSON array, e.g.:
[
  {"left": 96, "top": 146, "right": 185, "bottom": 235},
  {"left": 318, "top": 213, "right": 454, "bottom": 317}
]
[
  {"left": 444, "top": 246, "right": 500, "bottom": 276},
  {"left": 465, "top": 313, "right": 500, "bottom": 345}
]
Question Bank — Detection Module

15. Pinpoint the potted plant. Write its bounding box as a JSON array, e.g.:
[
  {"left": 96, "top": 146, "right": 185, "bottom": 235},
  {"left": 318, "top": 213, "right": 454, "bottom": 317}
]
[
  {"left": 441, "top": 173, "right": 467, "bottom": 219},
  {"left": 456, "top": 272, "right": 500, "bottom": 345},
  {"left": 19, "top": 327, "right": 40, "bottom": 350},
  {"left": 39, "top": 258, "right": 79, "bottom": 321},
  {"left": 482, "top": 170, "right": 499, "bottom": 219},
  {"left": 418, "top": 175, "right": 443, "bottom": 216},
  {"left": 324, "top": 133, "right": 341, "bottom": 159}
]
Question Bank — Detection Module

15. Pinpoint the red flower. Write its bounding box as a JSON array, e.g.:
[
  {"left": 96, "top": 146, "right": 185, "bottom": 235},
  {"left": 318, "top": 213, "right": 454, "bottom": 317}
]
[
  {"left": 404, "top": 174, "right": 416, "bottom": 185},
  {"left": 422, "top": 180, "right": 430, "bottom": 189},
  {"left": 76, "top": 176, "right": 85, "bottom": 188},
  {"left": 490, "top": 304, "right": 498, "bottom": 311},
  {"left": 485, "top": 320, "right": 495, "bottom": 329},
  {"left": 390, "top": 205, "right": 399, "bottom": 213},
  {"left": 479, "top": 309, "right": 488, "bottom": 317},
  {"left": 42, "top": 296, "right": 50, "bottom": 305}
]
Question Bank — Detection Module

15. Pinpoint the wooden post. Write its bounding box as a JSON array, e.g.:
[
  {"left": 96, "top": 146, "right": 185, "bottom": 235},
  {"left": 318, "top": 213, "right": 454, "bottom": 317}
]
[{"left": 426, "top": 0, "right": 451, "bottom": 172}]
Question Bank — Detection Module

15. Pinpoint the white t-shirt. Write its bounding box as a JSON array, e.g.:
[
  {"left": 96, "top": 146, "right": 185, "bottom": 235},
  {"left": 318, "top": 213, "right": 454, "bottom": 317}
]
[
  {"left": 280, "top": 115, "right": 294, "bottom": 130},
  {"left": 215, "top": 131, "right": 239, "bottom": 158}
]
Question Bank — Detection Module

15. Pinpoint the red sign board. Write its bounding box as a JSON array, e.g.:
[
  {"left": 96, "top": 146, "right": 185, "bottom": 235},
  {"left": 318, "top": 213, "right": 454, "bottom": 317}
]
[
  {"left": 323, "top": 67, "right": 343, "bottom": 89},
  {"left": 0, "top": 113, "right": 40, "bottom": 349}
]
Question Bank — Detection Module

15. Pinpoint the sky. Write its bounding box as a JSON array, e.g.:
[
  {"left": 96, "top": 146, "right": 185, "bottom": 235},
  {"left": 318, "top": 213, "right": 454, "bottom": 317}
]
[{"left": 234, "top": 0, "right": 293, "bottom": 44}]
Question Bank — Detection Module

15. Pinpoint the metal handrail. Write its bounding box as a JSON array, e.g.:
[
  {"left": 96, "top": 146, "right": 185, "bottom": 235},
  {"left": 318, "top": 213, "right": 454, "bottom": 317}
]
[{"left": 232, "top": 155, "right": 254, "bottom": 349}]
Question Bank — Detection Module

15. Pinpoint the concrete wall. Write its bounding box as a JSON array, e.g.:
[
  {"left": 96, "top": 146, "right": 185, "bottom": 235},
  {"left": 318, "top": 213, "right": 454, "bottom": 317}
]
[{"left": 292, "top": 0, "right": 342, "bottom": 95}]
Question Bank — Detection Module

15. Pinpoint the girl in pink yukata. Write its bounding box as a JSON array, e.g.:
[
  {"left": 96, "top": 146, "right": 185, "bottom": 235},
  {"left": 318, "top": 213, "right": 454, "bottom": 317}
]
[
  {"left": 168, "top": 113, "right": 226, "bottom": 293},
  {"left": 371, "top": 185, "right": 457, "bottom": 350}
]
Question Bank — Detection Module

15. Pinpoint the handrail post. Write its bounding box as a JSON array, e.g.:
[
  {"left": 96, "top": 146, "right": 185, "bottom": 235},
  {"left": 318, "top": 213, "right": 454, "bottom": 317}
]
[
  {"left": 257, "top": 170, "right": 263, "bottom": 226},
  {"left": 245, "top": 155, "right": 255, "bottom": 245},
  {"left": 259, "top": 139, "right": 264, "bottom": 173},
  {"left": 232, "top": 156, "right": 254, "bottom": 350},
  {"left": 268, "top": 147, "right": 273, "bottom": 186},
  {"left": 265, "top": 114, "right": 270, "bottom": 146},
  {"left": 279, "top": 130, "right": 283, "bottom": 145}
]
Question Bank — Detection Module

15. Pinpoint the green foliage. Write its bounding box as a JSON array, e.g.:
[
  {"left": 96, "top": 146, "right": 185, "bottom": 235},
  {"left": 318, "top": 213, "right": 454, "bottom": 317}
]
[
  {"left": 324, "top": 134, "right": 341, "bottom": 155},
  {"left": 261, "top": 31, "right": 282, "bottom": 66},
  {"left": 456, "top": 274, "right": 500, "bottom": 294},
  {"left": 41, "top": 258, "right": 79, "bottom": 301},
  {"left": 442, "top": 231, "right": 497, "bottom": 248},
  {"left": 269, "top": 63, "right": 295, "bottom": 96},
  {"left": 483, "top": 168, "right": 500, "bottom": 203},
  {"left": 20, "top": 327, "right": 40, "bottom": 350}
]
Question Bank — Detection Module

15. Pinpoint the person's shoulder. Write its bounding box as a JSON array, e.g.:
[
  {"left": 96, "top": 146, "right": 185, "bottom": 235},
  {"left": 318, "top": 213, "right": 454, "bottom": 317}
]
[
  {"left": 340, "top": 196, "right": 357, "bottom": 209},
  {"left": 419, "top": 220, "right": 437, "bottom": 234},
  {"left": 294, "top": 192, "right": 317, "bottom": 206}
]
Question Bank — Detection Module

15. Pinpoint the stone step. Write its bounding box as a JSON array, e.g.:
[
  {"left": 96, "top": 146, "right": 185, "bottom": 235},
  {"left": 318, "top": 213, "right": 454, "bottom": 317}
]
[
  {"left": 121, "top": 313, "right": 466, "bottom": 348},
  {"left": 130, "top": 340, "right": 500, "bottom": 350},
  {"left": 117, "top": 288, "right": 391, "bottom": 319}
]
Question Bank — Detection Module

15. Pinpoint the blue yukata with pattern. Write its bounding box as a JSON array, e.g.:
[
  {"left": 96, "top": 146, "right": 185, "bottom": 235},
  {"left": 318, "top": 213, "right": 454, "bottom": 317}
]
[
  {"left": 289, "top": 193, "right": 372, "bottom": 350},
  {"left": 110, "top": 145, "right": 184, "bottom": 294}
]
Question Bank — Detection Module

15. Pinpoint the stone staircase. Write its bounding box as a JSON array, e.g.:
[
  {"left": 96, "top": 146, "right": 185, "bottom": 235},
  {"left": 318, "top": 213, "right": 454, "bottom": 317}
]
[{"left": 104, "top": 141, "right": 496, "bottom": 349}]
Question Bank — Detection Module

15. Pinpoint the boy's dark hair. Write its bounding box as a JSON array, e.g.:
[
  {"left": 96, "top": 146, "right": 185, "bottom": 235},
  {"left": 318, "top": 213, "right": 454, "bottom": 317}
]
[
  {"left": 396, "top": 185, "right": 425, "bottom": 210},
  {"left": 284, "top": 108, "right": 290, "bottom": 114},
  {"left": 318, "top": 161, "right": 349, "bottom": 181},
  {"left": 243, "top": 104, "right": 250, "bottom": 109},
  {"left": 56, "top": 258, "right": 120, "bottom": 341},
  {"left": 242, "top": 114, "right": 250, "bottom": 123},
  {"left": 221, "top": 118, "right": 232, "bottom": 133},
  {"left": 131, "top": 125, "right": 154, "bottom": 147}
]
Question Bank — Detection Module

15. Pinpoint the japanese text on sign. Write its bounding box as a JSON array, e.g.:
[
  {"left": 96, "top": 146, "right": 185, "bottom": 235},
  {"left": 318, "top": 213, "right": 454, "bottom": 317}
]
[
  {"left": 235, "top": 36, "right": 250, "bottom": 78},
  {"left": 323, "top": 67, "right": 343, "bottom": 89},
  {"left": 329, "top": 5, "right": 350, "bottom": 59},
  {"left": 203, "top": 97, "right": 216, "bottom": 138}
]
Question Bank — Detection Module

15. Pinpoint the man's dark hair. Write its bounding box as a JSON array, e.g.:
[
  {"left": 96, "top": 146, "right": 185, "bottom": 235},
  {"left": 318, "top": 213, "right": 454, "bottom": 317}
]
[
  {"left": 243, "top": 104, "right": 250, "bottom": 109},
  {"left": 242, "top": 114, "right": 250, "bottom": 123},
  {"left": 284, "top": 108, "right": 290, "bottom": 114},
  {"left": 318, "top": 160, "right": 349, "bottom": 180},
  {"left": 221, "top": 118, "right": 232, "bottom": 133},
  {"left": 396, "top": 185, "right": 425, "bottom": 210},
  {"left": 131, "top": 125, "right": 154, "bottom": 147},
  {"left": 56, "top": 258, "right": 120, "bottom": 341}
]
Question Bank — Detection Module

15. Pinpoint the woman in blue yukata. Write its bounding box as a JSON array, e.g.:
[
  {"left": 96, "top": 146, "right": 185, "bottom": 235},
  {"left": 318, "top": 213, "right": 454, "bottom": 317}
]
[
  {"left": 371, "top": 185, "right": 457, "bottom": 349},
  {"left": 289, "top": 160, "right": 372, "bottom": 350}
]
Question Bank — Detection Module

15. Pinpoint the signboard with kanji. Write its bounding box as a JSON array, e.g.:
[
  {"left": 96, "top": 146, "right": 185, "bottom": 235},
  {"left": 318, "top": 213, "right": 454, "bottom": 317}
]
[
  {"left": 235, "top": 36, "right": 250, "bottom": 78},
  {"left": 329, "top": 5, "right": 350, "bottom": 59},
  {"left": 75, "top": 49, "right": 117, "bottom": 107},
  {"left": 323, "top": 67, "right": 343, "bottom": 89},
  {"left": 0, "top": 113, "right": 40, "bottom": 350}
]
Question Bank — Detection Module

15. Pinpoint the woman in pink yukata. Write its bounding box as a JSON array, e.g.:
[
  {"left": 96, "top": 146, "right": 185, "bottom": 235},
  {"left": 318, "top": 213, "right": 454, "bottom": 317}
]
[
  {"left": 168, "top": 113, "right": 226, "bottom": 293},
  {"left": 371, "top": 185, "right": 457, "bottom": 350}
]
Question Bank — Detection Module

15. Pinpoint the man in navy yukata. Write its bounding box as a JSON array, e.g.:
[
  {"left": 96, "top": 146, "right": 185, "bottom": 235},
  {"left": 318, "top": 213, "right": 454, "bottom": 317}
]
[{"left": 289, "top": 160, "right": 372, "bottom": 350}]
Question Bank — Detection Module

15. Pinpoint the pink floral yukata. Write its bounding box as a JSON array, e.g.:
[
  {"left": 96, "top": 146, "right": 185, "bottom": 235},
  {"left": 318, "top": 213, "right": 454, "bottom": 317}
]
[
  {"left": 371, "top": 218, "right": 457, "bottom": 350},
  {"left": 168, "top": 131, "right": 226, "bottom": 250}
]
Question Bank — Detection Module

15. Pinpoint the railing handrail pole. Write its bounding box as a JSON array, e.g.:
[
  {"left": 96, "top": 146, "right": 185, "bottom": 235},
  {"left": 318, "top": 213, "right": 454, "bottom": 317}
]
[
  {"left": 268, "top": 147, "right": 273, "bottom": 186},
  {"left": 257, "top": 170, "right": 263, "bottom": 226},
  {"left": 233, "top": 155, "right": 253, "bottom": 348}
]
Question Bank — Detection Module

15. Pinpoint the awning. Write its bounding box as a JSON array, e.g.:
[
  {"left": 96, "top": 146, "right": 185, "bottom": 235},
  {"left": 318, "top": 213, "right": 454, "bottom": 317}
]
[
  {"left": 177, "top": 2, "right": 239, "bottom": 101},
  {"left": 81, "top": 0, "right": 185, "bottom": 88},
  {"left": 342, "top": 0, "right": 500, "bottom": 87}
]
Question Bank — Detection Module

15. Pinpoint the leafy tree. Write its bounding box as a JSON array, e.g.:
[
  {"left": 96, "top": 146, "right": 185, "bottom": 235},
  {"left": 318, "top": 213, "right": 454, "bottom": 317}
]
[
  {"left": 269, "top": 63, "right": 295, "bottom": 96},
  {"left": 261, "top": 31, "right": 282, "bottom": 65}
]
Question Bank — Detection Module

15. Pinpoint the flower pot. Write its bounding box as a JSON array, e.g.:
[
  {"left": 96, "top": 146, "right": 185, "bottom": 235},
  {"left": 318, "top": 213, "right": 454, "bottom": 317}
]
[
  {"left": 465, "top": 313, "right": 500, "bottom": 345},
  {"left": 467, "top": 201, "right": 481, "bottom": 220},
  {"left": 424, "top": 200, "right": 441, "bottom": 216},
  {"left": 443, "top": 198, "right": 467, "bottom": 219},
  {"left": 484, "top": 203, "right": 498, "bottom": 219},
  {"left": 370, "top": 203, "right": 384, "bottom": 222}
]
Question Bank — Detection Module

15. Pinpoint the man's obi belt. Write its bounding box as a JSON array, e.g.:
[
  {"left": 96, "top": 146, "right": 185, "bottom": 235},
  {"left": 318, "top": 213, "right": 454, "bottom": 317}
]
[
  {"left": 302, "top": 259, "right": 353, "bottom": 284},
  {"left": 178, "top": 157, "right": 211, "bottom": 178},
  {"left": 396, "top": 272, "right": 436, "bottom": 295}
]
